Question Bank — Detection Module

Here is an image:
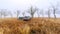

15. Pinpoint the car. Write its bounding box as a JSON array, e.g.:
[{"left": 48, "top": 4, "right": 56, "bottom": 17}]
[
  {"left": 18, "top": 17, "right": 23, "bottom": 20},
  {"left": 23, "top": 16, "right": 31, "bottom": 21}
]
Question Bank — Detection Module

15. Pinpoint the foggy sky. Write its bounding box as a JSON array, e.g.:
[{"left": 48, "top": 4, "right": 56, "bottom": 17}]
[
  {"left": 0, "top": 0, "right": 59, "bottom": 10},
  {"left": 0, "top": 0, "right": 60, "bottom": 18}
]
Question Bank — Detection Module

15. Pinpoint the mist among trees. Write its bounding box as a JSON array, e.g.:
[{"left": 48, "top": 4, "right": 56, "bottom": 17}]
[{"left": 0, "top": 2, "right": 60, "bottom": 18}]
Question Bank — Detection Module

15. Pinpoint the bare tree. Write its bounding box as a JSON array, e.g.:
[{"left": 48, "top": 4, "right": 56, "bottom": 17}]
[
  {"left": 16, "top": 10, "right": 20, "bottom": 18},
  {"left": 0, "top": 9, "right": 13, "bottom": 18},
  {"left": 52, "top": 6, "right": 57, "bottom": 18},
  {"left": 37, "top": 11, "right": 40, "bottom": 18},
  {"left": 0, "top": 9, "right": 7, "bottom": 18},
  {"left": 37, "top": 9, "right": 45, "bottom": 18},
  {"left": 7, "top": 11, "right": 13, "bottom": 18},
  {"left": 39, "top": 9, "right": 44, "bottom": 18},
  {"left": 50, "top": 2, "right": 59, "bottom": 18},
  {"left": 22, "top": 12, "right": 25, "bottom": 17},
  {"left": 27, "top": 6, "right": 38, "bottom": 18},
  {"left": 9, "top": 12, "right": 13, "bottom": 18},
  {"left": 47, "top": 8, "right": 50, "bottom": 18},
  {"left": 3, "top": 11, "right": 7, "bottom": 18},
  {"left": 0, "top": 10, "right": 2, "bottom": 18}
]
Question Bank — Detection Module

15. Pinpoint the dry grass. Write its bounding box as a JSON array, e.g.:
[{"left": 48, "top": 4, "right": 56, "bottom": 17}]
[{"left": 0, "top": 18, "right": 60, "bottom": 34}]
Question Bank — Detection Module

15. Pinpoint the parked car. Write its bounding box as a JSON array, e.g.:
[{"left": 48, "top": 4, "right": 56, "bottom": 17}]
[
  {"left": 18, "top": 17, "right": 23, "bottom": 20},
  {"left": 18, "top": 16, "right": 31, "bottom": 21},
  {"left": 23, "top": 16, "right": 31, "bottom": 21}
]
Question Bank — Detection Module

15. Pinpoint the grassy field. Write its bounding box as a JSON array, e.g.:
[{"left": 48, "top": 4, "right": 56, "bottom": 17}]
[{"left": 0, "top": 18, "right": 60, "bottom": 34}]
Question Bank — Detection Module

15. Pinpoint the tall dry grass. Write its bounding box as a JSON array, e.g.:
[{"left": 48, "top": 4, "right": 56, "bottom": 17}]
[{"left": 0, "top": 18, "right": 60, "bottom": 34}]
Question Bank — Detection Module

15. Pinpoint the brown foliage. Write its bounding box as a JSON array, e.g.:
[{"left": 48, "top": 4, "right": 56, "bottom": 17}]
[{"left": 0, "top": 18, "right": 60, "bottom": 34}]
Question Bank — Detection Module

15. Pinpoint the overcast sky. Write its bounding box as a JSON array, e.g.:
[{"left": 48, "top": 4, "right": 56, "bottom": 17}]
[
  {"left": 0, "top": 0, "right": 60, "bottom": 18},
  {"left": 0, "top": 0, "right": 59, "bottom": 10}
]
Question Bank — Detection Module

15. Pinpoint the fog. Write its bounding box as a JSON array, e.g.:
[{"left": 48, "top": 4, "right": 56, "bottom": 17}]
[{"left": 0, "top": 0, "right": 60, "bottom": 18}]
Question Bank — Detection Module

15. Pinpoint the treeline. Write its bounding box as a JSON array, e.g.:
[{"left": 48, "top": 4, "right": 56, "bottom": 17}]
[{"left": 0, "top": 3, "right": 59, "bottom": 18}]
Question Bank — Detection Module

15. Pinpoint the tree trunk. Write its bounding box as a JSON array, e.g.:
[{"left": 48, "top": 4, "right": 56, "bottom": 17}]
[
  {"left": 53, "top": 10, "right": 56, "bottom": 18},
  {"left": 31, "top": 14, "right": 34, "bottom": 18},
  {"left": 48, "top": 11, "right": 50, "bottom": 18}
]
